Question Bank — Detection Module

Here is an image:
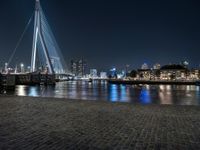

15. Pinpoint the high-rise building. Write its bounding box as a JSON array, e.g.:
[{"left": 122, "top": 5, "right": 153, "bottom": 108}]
[
  {"left": 70, "top": 60, "right": 77, "bottom": 75},
  {"left": 77, "top": 59, "right": 87, "bottom": 77},
  {"left": 70, "top": 59, "right": 87, "bottom": 77},
  {"left": 90, "top": 69, "right": 98, "bottom": 78}
]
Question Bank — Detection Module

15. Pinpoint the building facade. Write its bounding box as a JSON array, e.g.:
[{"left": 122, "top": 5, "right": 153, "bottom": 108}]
[
  {"left": 100, "top": 72, "right": 107, "bottom": 79},
  {"left": 160, "top": 65, "right": 188, "bottom": 80},
  {"left": 70, "top": 59, "right": 87, "bottom": 77},
  {"left": 90, "top": 69, "right": 98, "bottom": 78}
]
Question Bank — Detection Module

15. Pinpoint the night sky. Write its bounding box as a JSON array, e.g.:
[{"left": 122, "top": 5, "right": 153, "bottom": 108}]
[{"left": 0, "top": 0, "right": 200, "bottom": 71}]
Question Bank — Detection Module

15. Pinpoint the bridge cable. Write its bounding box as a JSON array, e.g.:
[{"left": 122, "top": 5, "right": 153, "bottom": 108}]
[{"left": 8, "top": 12, "right": 34, "bottom": 67}]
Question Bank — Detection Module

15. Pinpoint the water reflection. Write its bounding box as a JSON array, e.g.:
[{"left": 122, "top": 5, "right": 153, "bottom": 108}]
[
  {"left": 28, "top": 86, "right": 39, "bottom": 97},
  {"left": 2, "top": 81, "right": 200, "bottom": 105},
  {"left": 120, "top": 85, "right": 128, "bottom": 102},
  {"left": 17, "top": 85, "right": 27, "bottom": 96},
  {"left": 109, "top": 84, "right": 118, "bottom": 102},
  {"left": 140, "top": 87, "right": 151, "bottom": 104},
  {"left": 159, "top": 85, "right": 172, "bottom": 105}
]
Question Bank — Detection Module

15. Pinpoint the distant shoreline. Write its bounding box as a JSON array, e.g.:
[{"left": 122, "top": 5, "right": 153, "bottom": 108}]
[{"left": 108, "top": 79, "right": 200, "bottom": 85}]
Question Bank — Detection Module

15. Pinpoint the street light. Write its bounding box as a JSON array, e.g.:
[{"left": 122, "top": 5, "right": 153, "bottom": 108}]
[
  {"left": 21, "top": 63, "right": 24, "bottom": 73},
  {"left": 27, "top": 66, "right": 31, "bottom": 73}
]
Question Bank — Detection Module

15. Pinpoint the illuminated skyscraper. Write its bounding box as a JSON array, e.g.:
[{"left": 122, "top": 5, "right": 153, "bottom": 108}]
[{"left": 70, "top": 59, "right": 87, "bottom": 77}]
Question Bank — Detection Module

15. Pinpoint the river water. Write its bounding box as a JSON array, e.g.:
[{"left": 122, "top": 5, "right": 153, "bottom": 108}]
[{"left": 3, "top": 80, "right": 200, "bottom": 105}]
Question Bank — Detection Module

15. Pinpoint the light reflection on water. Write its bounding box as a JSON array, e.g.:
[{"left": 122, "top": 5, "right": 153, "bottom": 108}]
[
  {"left": 110, "top": 84, "right": 118, "bottom": 102},
  {"left": 140, "top": 87, "right": 151, "bottom": 104},
  {"left": 3, "top": 81, "right": 200, "bottom": 105}
]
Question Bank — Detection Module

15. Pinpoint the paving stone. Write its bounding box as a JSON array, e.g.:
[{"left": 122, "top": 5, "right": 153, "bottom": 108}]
[{"left": 0, "top": 96, "right": 199, "bottom": 150}]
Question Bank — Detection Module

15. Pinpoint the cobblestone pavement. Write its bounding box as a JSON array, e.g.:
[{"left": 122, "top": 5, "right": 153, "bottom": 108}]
[{"left": 0, "top": 96, "right": 199, "bottom": 150}]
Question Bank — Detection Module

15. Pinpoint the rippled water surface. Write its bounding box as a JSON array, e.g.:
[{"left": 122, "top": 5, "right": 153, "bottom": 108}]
[{"left": 3, "top": 80, "right": 200, "bottom": 105}]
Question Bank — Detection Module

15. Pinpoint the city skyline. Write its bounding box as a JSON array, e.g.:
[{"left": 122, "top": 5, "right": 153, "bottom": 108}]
[{"left": 0, "top": 0, "right": 200, "bottom": 71}]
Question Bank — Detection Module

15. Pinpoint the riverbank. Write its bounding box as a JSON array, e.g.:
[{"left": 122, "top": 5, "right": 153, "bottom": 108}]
[
  {"left": 0, "top": 96, "right": 199, "bottom": 149},
  {"left": 108, "top": 79, "right": 199, "bottom": 85}
]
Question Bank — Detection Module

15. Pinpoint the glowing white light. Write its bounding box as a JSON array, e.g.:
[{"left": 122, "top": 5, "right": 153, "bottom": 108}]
[{"left": 18, "top": 86, "right": 26, "bottom": 96}]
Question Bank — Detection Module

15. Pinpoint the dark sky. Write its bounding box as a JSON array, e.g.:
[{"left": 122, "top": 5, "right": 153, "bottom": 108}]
[{"left": 0, "top": 0, "right": 200, "bottom": 71}]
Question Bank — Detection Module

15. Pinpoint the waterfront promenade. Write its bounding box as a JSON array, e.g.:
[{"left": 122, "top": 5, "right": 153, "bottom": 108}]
[{"left": 0, "top": 96, "right": 199, "bottom": 150}]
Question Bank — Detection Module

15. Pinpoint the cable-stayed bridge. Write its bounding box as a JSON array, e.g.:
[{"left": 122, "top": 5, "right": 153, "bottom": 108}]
[
  {"left": 31, "top": 0, "right": 66, "bottom": 74},
  {"left": 8, "top": 0, "right": 72, "bottom": 76},
  {"left": 1, "top": 0, "right": 73, "bottom": 86}
]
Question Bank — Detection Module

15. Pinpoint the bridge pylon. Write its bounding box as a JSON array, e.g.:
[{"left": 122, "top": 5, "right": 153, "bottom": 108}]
[{"left": 31, "top": 0, "right": 54, "bottom": 74}]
